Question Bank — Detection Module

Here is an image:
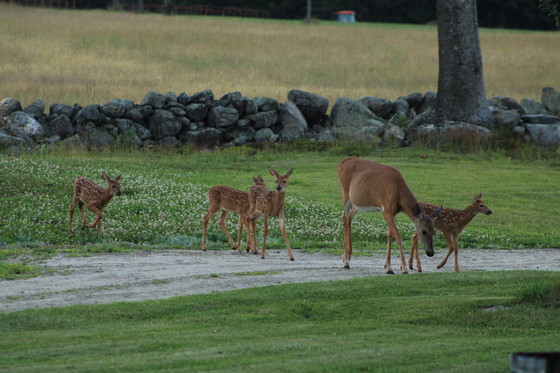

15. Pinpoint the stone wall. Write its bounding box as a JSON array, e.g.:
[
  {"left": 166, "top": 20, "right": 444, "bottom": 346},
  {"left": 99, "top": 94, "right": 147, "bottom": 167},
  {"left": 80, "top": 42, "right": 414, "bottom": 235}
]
[{"left": 1, "top": 87, "right": 559, "bottom": 150}]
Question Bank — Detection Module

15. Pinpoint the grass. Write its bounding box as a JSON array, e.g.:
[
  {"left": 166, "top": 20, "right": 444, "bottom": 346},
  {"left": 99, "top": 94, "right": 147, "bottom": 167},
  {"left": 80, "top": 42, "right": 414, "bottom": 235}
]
[
  {"left": 0, "top": 271, "right": 559, "bottom": 372},
  {"left": 0, "top": 146, "right": 559, "bottom": 280},
  {"left": 1, "top": 4, "right": 559, "bottom": 108}
]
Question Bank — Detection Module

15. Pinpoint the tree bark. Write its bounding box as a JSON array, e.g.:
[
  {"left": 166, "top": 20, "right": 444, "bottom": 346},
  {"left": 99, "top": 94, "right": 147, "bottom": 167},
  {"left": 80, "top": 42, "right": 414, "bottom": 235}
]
[{"left": 434, "top": 0, "right": 494, "bottom": 125}]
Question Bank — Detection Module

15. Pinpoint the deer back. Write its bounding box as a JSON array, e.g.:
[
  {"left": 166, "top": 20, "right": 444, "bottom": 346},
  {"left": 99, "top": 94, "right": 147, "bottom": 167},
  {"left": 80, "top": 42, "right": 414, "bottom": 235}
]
[
  {"left": 74, "top": 177, "right": 104, "bottom": 204},
  {"left": 208, "top": 186, "right": 249, "bottom": 214}
]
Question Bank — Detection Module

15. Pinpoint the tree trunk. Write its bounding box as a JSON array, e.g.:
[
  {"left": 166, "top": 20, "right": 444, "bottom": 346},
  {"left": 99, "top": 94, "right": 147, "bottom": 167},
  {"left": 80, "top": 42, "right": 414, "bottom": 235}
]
[
  {"left": 305, "top": 0, "right": 312, "bottom": 24},
  {"left": 434, "top": 0, "right": 494, "bottom": 125},
  {"left": 137, "top": 0, "right": 143, "bottom": 13}
]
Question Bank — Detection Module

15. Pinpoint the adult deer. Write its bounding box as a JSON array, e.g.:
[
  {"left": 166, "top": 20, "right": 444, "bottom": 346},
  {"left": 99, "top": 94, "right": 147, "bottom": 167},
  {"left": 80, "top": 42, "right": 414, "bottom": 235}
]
[
  {"left": 408, "top": 193, "right": 493, "bottom": 272},
  {"left": 69, "top": 172, "right": 122, "bottom": 235},
  {"left": 247, "top": 168, "right": 294, "bottom": 261},
  {"left": 337, "top": 157, "right": 441, "bottom": 274},
  {"left": 201, "top": 175, "right": 266, "bottom": 252}
]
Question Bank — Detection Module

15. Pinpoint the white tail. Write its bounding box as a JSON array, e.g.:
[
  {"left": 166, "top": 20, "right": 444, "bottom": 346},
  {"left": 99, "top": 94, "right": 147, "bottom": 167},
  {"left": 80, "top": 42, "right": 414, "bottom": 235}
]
[
  {"left": 247, "top": 168, "right": 294, "bottom": 261},
  {"left": 201, "top": 176, "right": 266, "bottom": 252},
  {"left": 337, "top": 157, "right": 441, "bottom": 274},
  {"left": 409, "top": 193, "right": 493, "bottom": 272},
  {"left": 69, "top": 172, "right": 122, "bottom": 235}
]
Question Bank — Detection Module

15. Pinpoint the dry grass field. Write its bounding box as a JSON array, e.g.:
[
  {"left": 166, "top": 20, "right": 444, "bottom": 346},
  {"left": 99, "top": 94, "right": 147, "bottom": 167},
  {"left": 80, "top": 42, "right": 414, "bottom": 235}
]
[{"left": 1, "top": 3, "right": 559, "bottom": 108}]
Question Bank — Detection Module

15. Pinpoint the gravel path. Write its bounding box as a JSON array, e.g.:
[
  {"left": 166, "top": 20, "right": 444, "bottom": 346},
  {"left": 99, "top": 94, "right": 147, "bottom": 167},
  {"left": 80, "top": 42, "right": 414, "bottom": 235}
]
[{"left": 2, "top": 248, "right": 559, "bottom": 313}]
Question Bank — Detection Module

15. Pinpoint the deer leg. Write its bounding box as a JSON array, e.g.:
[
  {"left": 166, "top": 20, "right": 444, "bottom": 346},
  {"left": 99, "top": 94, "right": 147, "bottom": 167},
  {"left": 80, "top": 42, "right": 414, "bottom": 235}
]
[
  {"left": 218, "top": 210, "right": 236, "bottom": 250},
  {"left": 68, "top": 198, "right": 78, "bottom": 234},
  {"left": 453, "top": 235, "right": 460, "bottom": 272},
  {"left": 409, "top": 233, "right": 423, "bottom": 272},
  {"left": 202, "top": 205, "right": 219, "bottom": 251},
  {"left": 437, "top": 232, "right": 455, "bottom": 270},
  {"left": 236, "top": 215, "right": 245, "bottom": 253},
  {"left": 384, "top": 215, "right": 408, "bottom": 275},
  {"left": 260, "top": 216, "right": 269, "bottom": 259},
  {"left": 278, "top": 213, "right": 294, "bottom": 261},
  {"left": 78, "top": 202, "right": 87, "bottom": 230}
]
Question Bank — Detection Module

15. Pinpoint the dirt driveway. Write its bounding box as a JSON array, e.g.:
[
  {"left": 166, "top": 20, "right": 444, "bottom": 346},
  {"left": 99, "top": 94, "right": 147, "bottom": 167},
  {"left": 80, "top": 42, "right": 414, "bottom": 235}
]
[{"left": 2, "top": 249, "right": 559, "bottom": 313}]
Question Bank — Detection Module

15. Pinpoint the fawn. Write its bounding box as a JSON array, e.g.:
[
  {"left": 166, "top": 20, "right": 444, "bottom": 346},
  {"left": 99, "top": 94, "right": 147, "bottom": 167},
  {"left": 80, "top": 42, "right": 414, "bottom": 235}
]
[
  {"left": 409, "top": 193, "right": 493, "bottom": 272},
  {"left": 69, "top": 172, "right": 122, "bottom": 235},
  {"left": 201, "top": 175, "right": 266, "bottom": 252},
  {"left": 246, "top": 168, "right": 294, "bottom": 261}
]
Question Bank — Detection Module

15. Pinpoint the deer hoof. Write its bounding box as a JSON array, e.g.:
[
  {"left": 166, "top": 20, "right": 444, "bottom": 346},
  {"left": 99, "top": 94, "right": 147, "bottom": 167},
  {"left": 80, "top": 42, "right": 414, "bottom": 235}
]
[
  {"left": 202, "top": 249, "right": 207, "bottom": 252},
  {"left": 402, "top": 272, "right": 409, "bottom": 275},
  {"left": 386, "top": 270, "right": 395, "bottom": 275},
  {"left": 343, "top": 265, "right": 350, "bottom": 269},
  {"left": 418, "top": 269, "right": 423, "bottom": 273},
  {"left": 261, "top": 256, "right": 265, "bottom": 260},
  {"left": 290, "top": 258, "right": 295, "bottom": 261}
]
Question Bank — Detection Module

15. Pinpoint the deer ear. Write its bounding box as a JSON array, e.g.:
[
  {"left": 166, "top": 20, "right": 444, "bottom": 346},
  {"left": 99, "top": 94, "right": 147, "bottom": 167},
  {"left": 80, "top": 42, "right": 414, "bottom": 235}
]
[
  {"left": 269, "top": 168, "right": 279, "bottom": 178},
  {"left": 430, "top": 205, "right": 443, "bottom": 219},
  {"left": 411, "top": 203, "right": 423, "bottom": 218},
  {"left": 473, "top": 192, "right": 483, "bottom": 201},
  {"left": 286, "top": 168, "right": 294, "bottom": 178},
  {"left": 115, "top": 175, "right": 122, "bottom": 182},
  {"left": 102, "top": 172, "right": 109, "bottom": 182}
]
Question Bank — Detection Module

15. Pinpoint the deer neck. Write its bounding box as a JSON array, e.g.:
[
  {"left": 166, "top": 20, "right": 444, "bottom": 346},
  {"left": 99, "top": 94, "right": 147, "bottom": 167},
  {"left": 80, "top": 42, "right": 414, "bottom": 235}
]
[
  {"left": 99, "top": 188, "right": 114, "bottom": 207},
  {"left": 456, "top": 205, "right": 479, "bottom": 226},
  {"left": 268, "top": 190, "right": 285, "bottom": 216}
]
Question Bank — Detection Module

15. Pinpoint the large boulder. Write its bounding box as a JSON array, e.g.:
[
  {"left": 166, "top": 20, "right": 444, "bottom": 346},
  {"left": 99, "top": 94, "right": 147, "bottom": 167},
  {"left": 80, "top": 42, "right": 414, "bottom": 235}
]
[
  {"left": 185, "top": 103, "right": 208, "bottom": 122},
  {"left": 542, "top": 87, "right": 560, "bottom": 116},
  {"left": 358, "top": 96, "right": 392, "bottom": 118},
  {"left": 75, "top": 105, "right": 104, "bottom": 127},
  {"left": 141, "top": 91, "right": 167, "bottom": 109},
  {"left": 23, "top": 100, "right": 45, "bottom": 118},
  {"left": 520, "top": 98, "right": 548, "bottom": 115},
  {"left": 526, "top": 124, "right": 560, "bottom": 146},
  {"left": 0, "top": 98, "right": 22, "bottom": 117},
  {"left": 50, "top": 103, "right": 77, "bottom": 118},
  {"left": 254, "top": 128, "right": 278, "bottom": 143},
  {"left": 246, "top": 111, "right": 277, "bottom": 129},
  {"left": 331, "top": 97, "right": 378, "bottom": 129},
  {"left": 279, "top": 101, "right": 308, "bottom": 141},
  {"left": 208, "top": 106, "right": 239, "bottom": 128},
  {"left": 190, "top": 89, "right": 214, "bottom": 104},
  {"left": 182, "top": 127, "right": 225, "bottom": 148},
  {"left": 43, "top": 114, "right": 74, "bottom": 139},
  {"left": 148, "top": 110, "right": 182, "bottom": 139},
  {"left": 101, "top": 99, "right": 134, "bottom": 118},
  {"left": 6, "top": 111, "right": 43, "bottom": 137},
  {"left": 253, "top": 97, "right": 280, "bottom": 112},
  {"left": 287, "top": 89, "right": 328, "bottom": 127},
  {"left": 83, "top": 127, "right": 115, "bottom": 147}
]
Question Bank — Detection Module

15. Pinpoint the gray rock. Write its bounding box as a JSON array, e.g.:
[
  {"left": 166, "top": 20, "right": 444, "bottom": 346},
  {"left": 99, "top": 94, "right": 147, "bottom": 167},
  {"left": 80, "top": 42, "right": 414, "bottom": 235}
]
[
  {"left": 279, "top": 101, "right": 308, "bottom": 142},
  {"left": 131, "top": 123, "right": 152, "bottom": 141},
  {"left": 331, "top": 97, "right": 378, "bottom": 129},
  {"left": 358, "top": 96, "right": 392, "bottom": 118},
  {"left": 101, "top": 99, "right": 134, "bottom": 118},
  {"left": 489, "top": 96, "right": 525, "bottom": 114},
  {"left": 114, "top": 118, "right": 134, "bottom": 133},
  {"left": 148, "top": 110, "right": 182, "bottom": 139},
  {"left": 245, "top": 99, "right": 258, "bottom": 115},
  {"left": 226, "top": 127, "right": 255, "bottom": 145},
  {"left": 190, "top": 89, "right": 214, "bottom": 104},
  {"left": 247, "top": 111, "right": 277, "bottom": 129},
  {"left": 83, "top": 127, "right": 115, "bottom": 147},
  {"left": 253, "top": 97, "right": 280, "bottom": 112},
  {"left": 6, "top": 112, "right": 43, "bottom": 137},
  {"left": 160, "top": 136, "right": 179, "bottom": 146},
  {"left": 0, "top": 98, "right": 22, "bottom": 117},
  {"left": 75, "top": 105, "right": 104, "bottom": 127},
  {"left": 208, "top": 106, "right": 239, "bottom": 128},
  {"left": 397, "top": 93, "right": 423, "bottom": 109},
  {"left": 383, "top": 124, "right": 406, "bottom": 145},
  {"left": 408, "top": 122, "right": 492, "bottom": 144},
  {"left": 177, "top": 92, "right": 191, "bottom": 105},
  {"left": 254, "top": 128, "right": 276, "bottom": 142},
  {"left": 23, "top": 100, "right": 45, "bottom": 118},
  {"left": 185, "top": 103, "right": 208, "bottom": 122},
  {"left": 287, "top": 89, "right": 329, "bottom": 126},
  {"left": 0, "top": 129, "right": 27, "bottom": 147},
  {"left": 182, "top": 127, "right": 225, "bottom": 148},
  {"left": 316, "top": 129, "right": 336, "bottom": 143},
  {"left": 125, "top": 107, "right": 144, "bottom": 123},
  {"left": 526, "top": 124, "right": 560, "bottom": 146},
  {"left": 141, "top": 91, "right": 167, "bottom": 109},
  {"left": 542, "top": 87, "right": 560, "bottom": 115},
  {"left": 520, "top": 98, "right": 548, "bottom": 115},
  {"left": 391, "top": 99, "right": 410, "bottom": 117},
  {"left": 49, "top": 103, "right": 76, "bottom": 118},
  {"left": 521, "top": 114, "right": 560, "bottom": 124},
  {"left": 417, "top": 92, "right": 437, "bottom": 114},
  {"left": 492, "top": 109, "right": 522, "bottom": 128},
  {"left": 43, "top": 114, "right": 74, "bottom": 139}
]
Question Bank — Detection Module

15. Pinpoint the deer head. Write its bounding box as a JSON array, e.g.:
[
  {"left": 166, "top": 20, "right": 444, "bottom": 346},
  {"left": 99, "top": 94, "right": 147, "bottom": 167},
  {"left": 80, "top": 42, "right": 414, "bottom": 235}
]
[
  {"left": 412, "top": 203, "right": 442, "bottom": 257},
  {"left": 472, "top": 193, "right": 492, "bottom": 215},
  {"left": 269, "top": 168, "right": 293, "bottom": 192},
  {"left": 102, "top": 172, "right": 122, "bottom": 197}
]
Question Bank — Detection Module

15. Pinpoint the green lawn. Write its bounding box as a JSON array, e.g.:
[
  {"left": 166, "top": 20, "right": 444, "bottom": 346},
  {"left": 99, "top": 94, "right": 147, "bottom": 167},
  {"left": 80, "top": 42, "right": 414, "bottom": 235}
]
[{"left": 1, "top": 271, "right": 559, "bottom": 372}]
